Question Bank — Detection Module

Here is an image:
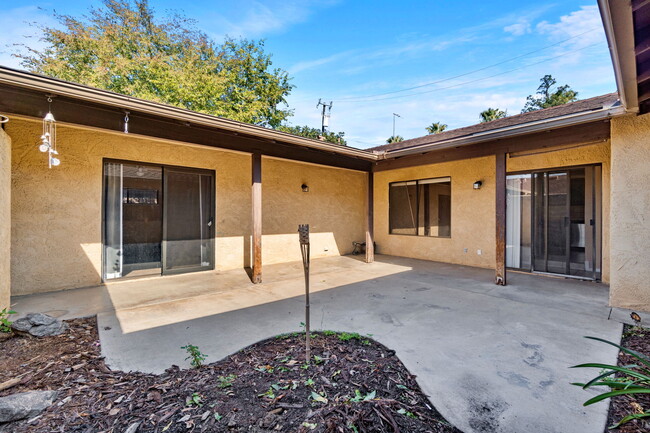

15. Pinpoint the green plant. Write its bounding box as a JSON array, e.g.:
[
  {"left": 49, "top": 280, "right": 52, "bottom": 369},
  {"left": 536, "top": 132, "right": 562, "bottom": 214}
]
[
  {"left": 349, "top": 389, "right": 376, "bottom": 403},
  {"left": 397, "top": 408, "right": 417, "bottom": 419},
  {"left": 304, "top": 378, "right": 315, "bottom": 387},
  {"left": 337, "top": 332, "right": 371, "bottom": 345},
  {"left": 572, "top": 336, "right": 650, "bottom": 428},
  {"left": 182, "top": 344, "right": 207, "bottom": 368},
  {"left": 217, "top": 374, "right": 236, "bottom": 389},
  {"left": 186, "top": 392, "right": 203, "bottom": 407},
  {"left": 214, "top": 412, "right": 223, "bottom": 421},
  {"left": 0, "top": 308, "right": 16, "bottom": 333}
]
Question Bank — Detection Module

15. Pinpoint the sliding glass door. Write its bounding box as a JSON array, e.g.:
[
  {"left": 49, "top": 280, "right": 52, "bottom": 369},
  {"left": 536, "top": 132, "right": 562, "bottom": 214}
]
[
  {"left": 103, "top": 161, "right": 214, "bottom": 281},
  {"left": 506, "top": 166, "right": 601, "bottom": 280},
  {"left": 163, "top": 168, "right": 214, "bottom": 274}
]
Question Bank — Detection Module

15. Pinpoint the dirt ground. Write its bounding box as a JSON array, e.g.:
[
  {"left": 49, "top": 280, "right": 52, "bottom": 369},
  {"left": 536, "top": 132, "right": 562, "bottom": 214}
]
[
  {"left": 0, "top": 317, "right": 460, "bottom": 432},
  {"left": 603, "top": 324, "right": 650, "bottom": 433}
]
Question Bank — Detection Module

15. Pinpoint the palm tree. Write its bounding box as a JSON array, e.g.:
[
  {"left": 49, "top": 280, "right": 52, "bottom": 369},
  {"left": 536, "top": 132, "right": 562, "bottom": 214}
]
[
  {"left": 426, "top": 122, "right": 448, "bottom": 134},
  {"left": 386, "top": 135, "right": 404, "bottom": 144},
  {"left": 479, "top": 108, "right": 507, "bottom": 123}
]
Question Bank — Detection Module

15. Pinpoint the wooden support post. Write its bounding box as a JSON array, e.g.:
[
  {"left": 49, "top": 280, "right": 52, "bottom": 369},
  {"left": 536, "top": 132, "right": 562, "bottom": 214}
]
[
  {"left": 495, "top": 152, "right": 507, "bottom": 285},
  {"left": 365, "top": 171, "right": 374, "bottom": 263},
  {"left": 252, "top": 153, "right": 262, "bottom": 283}
]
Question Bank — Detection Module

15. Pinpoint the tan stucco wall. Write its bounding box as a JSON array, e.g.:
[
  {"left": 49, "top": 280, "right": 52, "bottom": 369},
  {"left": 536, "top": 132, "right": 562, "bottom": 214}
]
[
  {"left": 374, "top": 156, "right": 497, "bottom": 269},
  {"left": 0, "top": 128, "right": 11, "bottom": 309},
  {"left": 610, "top": 113, "right": 650, "bottom": 310},
  {"left": 7, "top": 118, "right": 366, "bottom": 295},
  {"left": 374, "top": 140, "right": 612, "bottom": 277}
]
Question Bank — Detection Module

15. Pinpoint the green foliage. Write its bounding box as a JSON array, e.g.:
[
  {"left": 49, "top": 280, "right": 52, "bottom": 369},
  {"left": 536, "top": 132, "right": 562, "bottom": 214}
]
[
  {"left": 386, "top": 135, "right": 404, "bottom": 144},
  {"left": 349, "top": 389, "right": 376, "bottom": 402},
  {"left": 310, "top": 391, "right": 328, "bottom": 404},
  {"left": 214, "top": 412, "right": 223, "bottom": 421},
  {"left": 276, "top": 125, "right": 346, "bottom": 145},
  {"left": 186, "top": 392, "right": 203, "bottom": 407},
  {"left": 182, "top": 344, "right": 207, "bottom": 368},
  {"left": 0, "top": 308, "right": 17, "bottom": 333},
  {"left": 571, "top": 336, "right": 650, "bottom": 428},
  {"left": 521, "top": 75, "right": 578, "bottom": 113},
  {"left": 425, "top": 122, "right": 447, "bottom": 134},
  {"left": 217, "top": 374, "right": 236, "bottom": 389},
  {"left": 304, "top": 378, "right": 315, "bottom": 387},
  {"left": 397, "top": 408, "right": 418, "bottom": 419},
  {"left": 479, "top": 108, "right": 507, "bottom": 123},
  {"left": 337, "top": 332, "right": 371, "bottom": 345},
  {"left": 19, "top": 0, "right": 293, "bottom": 128}
]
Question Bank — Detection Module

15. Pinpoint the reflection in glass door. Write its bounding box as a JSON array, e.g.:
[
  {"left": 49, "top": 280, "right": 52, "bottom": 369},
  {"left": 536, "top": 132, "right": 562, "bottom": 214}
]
[
  {"left": 103, "top": 161, "right": 215, "bottom": 280},
  {"left": 506, "top": 166, "right": 601, "bottom": 280}
]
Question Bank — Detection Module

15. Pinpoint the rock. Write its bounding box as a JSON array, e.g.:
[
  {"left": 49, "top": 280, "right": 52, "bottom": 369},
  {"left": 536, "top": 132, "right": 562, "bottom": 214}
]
[
  {"left": 10, "top": 314, "right": 67, "bottom": 338},
  {"left": 25, "top": 313, "right": 56, "bottom": 326},
  {"left": 10, "top": 318, "right": 32, "bottom": 333},
  {"left": 0, "top": 390, "right": 58, "bottom": 423},
  {"left": 29, "top": 321, "right": 67, "bottom": 338}
]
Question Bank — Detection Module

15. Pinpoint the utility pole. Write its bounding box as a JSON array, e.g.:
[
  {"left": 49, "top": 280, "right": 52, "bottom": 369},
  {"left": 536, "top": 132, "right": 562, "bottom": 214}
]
[
  {"left": 392, "top": 113, "right": 401, "bottom": 138},
  {"left": 317, "top": 99, "right": 333, "bottom": 134}
]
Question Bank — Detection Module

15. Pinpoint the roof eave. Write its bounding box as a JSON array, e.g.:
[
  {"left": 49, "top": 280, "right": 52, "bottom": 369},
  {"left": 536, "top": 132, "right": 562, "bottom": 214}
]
[
  {"left": 598, "top": 0, "right": 639, "bottom": 113},
  {"left": 379, "top": 104, "right": 627, "bottom": 159},
  {"left": 0, "top": 66, "right": 378, "bottom": 161}
]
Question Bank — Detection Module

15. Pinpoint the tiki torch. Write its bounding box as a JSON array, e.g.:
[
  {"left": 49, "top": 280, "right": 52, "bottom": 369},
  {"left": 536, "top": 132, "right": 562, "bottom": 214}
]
[{"left": 298, "top": 224, "right": 311, "bottom": 362}]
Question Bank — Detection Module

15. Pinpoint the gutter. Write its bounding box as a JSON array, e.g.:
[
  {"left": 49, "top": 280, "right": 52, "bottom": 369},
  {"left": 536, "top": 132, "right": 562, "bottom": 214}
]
[
  {"left": 0, "top": 66, "right": 378, "bottom": 161},
  {"left": 378, "top": 104, "right": 627, "bottom": 159},
  {"left": 597, "top": 0, "right": 639, "bottom": 113}
]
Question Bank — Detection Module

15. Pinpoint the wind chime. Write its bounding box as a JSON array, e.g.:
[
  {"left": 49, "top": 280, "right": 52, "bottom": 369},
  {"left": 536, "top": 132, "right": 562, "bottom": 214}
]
[
  {"left": 298, "top": 224, "right": 311, "bottom": 362},
  {"left": 38, "top": 96, "right": 60, "bottom": 168}
]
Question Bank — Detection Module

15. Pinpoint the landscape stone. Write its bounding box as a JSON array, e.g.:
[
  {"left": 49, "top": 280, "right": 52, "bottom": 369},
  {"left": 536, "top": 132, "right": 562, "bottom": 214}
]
[
  {"left": 29, "top": 321, "right": 67, "bottom": 337},
  {"left": 25, "top": 313, "right": 56, "bottom": 326},
  {"left": 10, "top": 318, "right": 32, "bottom": 333},
  {"left": 0, "top": 390, "right": 58, "bottom": 423}
]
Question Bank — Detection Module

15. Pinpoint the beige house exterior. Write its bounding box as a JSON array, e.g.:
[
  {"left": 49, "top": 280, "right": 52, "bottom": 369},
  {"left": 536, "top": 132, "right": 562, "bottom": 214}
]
[{"left": 0, "top": 0, "right": 648, "bottom": 311}]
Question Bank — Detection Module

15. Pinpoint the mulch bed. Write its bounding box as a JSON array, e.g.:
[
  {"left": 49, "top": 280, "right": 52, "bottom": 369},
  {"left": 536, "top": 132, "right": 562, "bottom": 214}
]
[
  {"left": 604, "top": 324, "right": 650, "bottom": 433},
  {"left": 0, "top": 317, "right": 459, "bottom": 432}
]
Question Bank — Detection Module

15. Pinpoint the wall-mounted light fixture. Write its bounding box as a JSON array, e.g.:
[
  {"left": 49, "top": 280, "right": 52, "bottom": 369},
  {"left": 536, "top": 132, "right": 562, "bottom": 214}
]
[
  {"left": 301, "top": 183, "right": 309, "bottom": 192},
  {"left": 473, "top": 180, "right": 483, "bottom": 190}
]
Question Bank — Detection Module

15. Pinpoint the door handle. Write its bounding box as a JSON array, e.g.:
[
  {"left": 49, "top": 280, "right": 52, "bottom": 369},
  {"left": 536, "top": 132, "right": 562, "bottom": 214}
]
[{"left": 207, "top": 218, "right": 213, "bottom": 227}]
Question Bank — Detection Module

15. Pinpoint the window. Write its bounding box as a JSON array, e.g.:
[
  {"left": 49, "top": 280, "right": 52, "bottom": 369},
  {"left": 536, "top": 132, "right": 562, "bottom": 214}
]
[{"left": 389, "top": 177, "right": 451, "bottom": 237}]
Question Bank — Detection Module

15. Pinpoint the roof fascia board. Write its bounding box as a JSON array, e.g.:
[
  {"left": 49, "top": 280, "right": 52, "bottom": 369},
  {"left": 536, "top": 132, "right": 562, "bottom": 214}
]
[
  {"left": 379, "top": 105, "right": 626, "bottom": 159},
  {"left": 0, "top": 67, "right": 377, "bottom": 161},
  {"left": 598, "top": 0, "right": 639, "bottom": 112}
]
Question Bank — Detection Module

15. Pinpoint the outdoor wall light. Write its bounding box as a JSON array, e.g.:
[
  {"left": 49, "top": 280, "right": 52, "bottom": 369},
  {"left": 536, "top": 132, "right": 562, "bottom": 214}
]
[
  {"left": 301, "top": 183, "right": 310, "bottom": 192},
  {"left": 473, "top": 180, "right": 483, "bottom": 190}
]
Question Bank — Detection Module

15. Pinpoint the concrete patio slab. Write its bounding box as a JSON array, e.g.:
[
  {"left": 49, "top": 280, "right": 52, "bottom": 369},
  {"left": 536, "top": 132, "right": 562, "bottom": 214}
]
[{"left": 12, "top": 255, "right": 623, "bottom": 433}]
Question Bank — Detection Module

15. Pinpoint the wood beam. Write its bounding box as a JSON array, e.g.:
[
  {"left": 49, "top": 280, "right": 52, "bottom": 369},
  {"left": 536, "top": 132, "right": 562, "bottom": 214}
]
[
  {"left": 495, "top": 152, "right": 507, "bottom": 286},
  {"left": 251, "top": 153, "right": 262, "bottom": 284},
  {"left": 365, "top": 171, "right": 374, "bottom": 263}
]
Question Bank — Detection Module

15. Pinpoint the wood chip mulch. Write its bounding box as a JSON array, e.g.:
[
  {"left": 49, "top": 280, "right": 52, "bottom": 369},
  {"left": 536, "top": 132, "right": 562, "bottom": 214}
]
[
  {"left": 604, "top": 324, "right": 650, "bottom": 433},
  {"left": 0, "top": 317, "right": 460, "bottom": 432}
]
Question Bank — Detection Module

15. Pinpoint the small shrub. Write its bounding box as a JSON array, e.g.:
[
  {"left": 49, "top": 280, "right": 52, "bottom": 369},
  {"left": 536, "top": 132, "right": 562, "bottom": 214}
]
[
  {"left": 0, "top": 308, "right": 16, "bottom": 333},
  {"left": 217, "top": 374, "right": 236, "bottom": 389},
  {"left": 186, "top": 392, "right": 203, "bottom": 407},
  {"left": 182, "top": 344, "right": 207, "bottom": 368},
  {"left": 572, "top": 336, "right": 650, "bottom": 428}
]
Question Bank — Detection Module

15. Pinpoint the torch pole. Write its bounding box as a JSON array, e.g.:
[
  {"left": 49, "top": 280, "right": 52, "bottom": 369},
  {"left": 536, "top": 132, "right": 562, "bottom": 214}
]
[{"left": 298, "top": 224, "right": 311, "bottom": 363}]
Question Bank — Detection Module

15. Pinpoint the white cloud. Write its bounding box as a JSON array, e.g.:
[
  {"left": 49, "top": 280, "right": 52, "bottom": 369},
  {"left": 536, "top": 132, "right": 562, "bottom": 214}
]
[
  {"left": 536, "top": 5, "right": 605, "bottom": 48},
  {"left": 207, "top": 0, "right": 340, "bottom": 40},
  {"left": 504, "top": 20, "right": 532, "bottom": 36}
]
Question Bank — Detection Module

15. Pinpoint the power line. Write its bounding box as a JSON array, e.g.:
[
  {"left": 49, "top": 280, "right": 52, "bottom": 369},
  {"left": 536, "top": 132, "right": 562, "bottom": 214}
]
[
  {"left": 335, "top": 27, "right": 599, "bottom": 102},
  {"left": 335, "top": 42, "right": 602, "bottom": 104}
]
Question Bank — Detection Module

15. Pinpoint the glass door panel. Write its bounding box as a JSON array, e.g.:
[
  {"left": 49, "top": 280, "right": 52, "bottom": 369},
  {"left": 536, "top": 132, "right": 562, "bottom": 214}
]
[
  {"left": 545, "top": 172, "right": 570, "bottom": 274},
  {"left": 162, "top": 168, "right": 214, "bottom": 274}
]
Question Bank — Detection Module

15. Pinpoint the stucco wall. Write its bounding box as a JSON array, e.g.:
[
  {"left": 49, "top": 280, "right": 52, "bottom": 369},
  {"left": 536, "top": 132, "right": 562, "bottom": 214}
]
[
  {"left": 610, "top": 113, "right": 650, "bottom": 310},
  {"left": 7, "top": 118, "right": 366, "bottom": 295},
  {"left": 0, "top": 128, "right": 10, "bottom": 309},
  {"left": 374, "top": 140, "right": 611, "bottom": 277},
  {"left": 374, "top": 156, "right": 497, "bottom": 269}
]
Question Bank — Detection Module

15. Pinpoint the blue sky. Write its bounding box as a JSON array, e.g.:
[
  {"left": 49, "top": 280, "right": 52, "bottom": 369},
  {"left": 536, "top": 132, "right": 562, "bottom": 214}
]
[{"left": 1, "top": 1, "right": 616, "bottom": 148}]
